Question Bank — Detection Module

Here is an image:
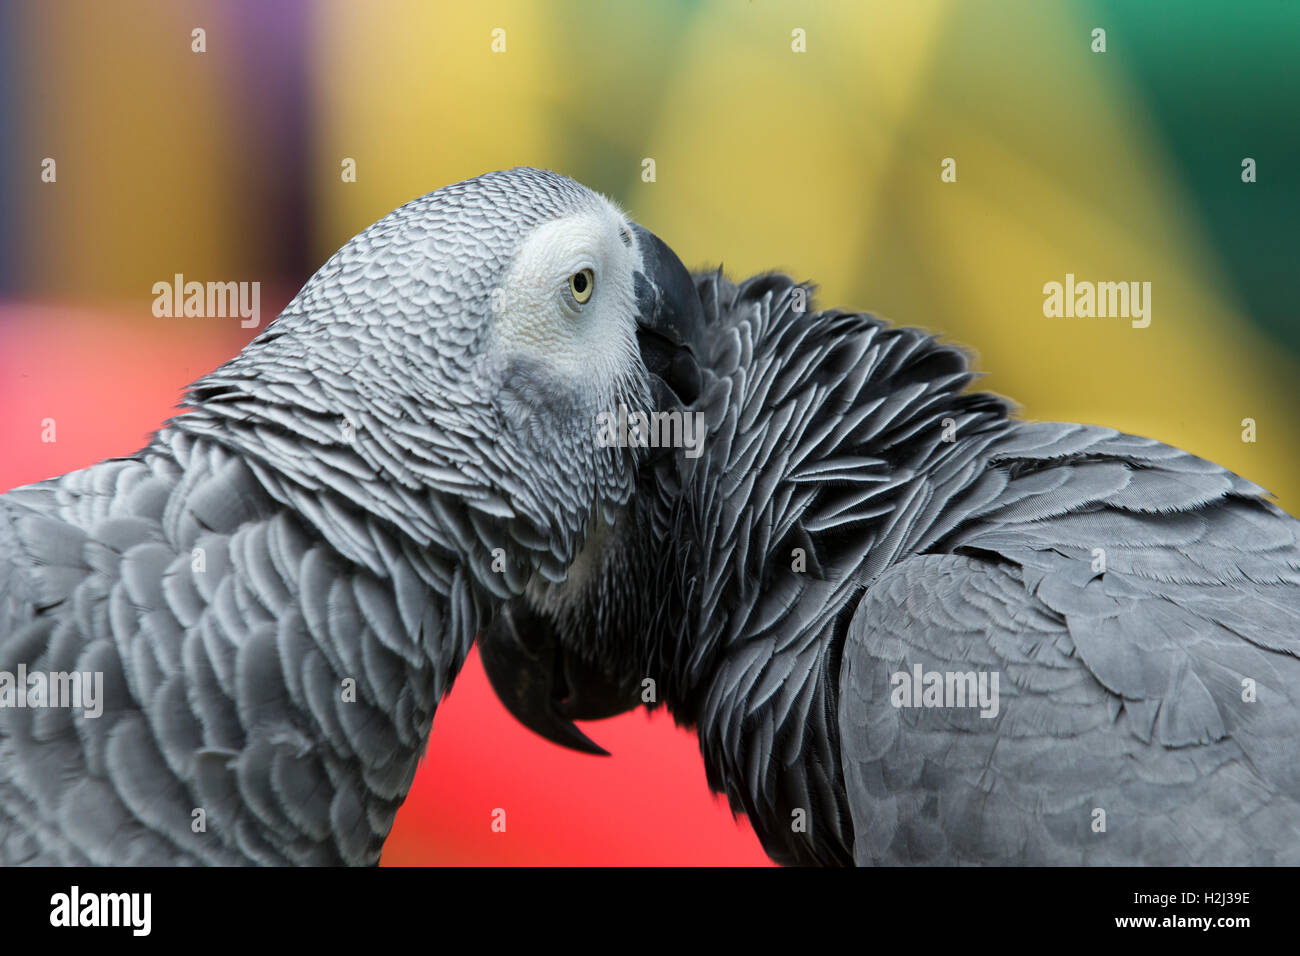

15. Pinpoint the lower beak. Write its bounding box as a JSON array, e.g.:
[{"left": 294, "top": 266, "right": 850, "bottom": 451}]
[{"left": 478, "top": 601, "right": 641, "bottom": 755}]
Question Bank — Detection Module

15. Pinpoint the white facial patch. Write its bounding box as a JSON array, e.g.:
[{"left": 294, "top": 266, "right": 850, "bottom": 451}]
[{"left": 490, "top": 204, "right": 641, "bottom": 389}]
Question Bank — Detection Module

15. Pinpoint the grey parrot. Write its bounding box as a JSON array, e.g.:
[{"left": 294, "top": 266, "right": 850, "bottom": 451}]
[
  {"left": 0, "top": 167, "right": 704, "bottom": 865},
  {"left": 481, "top": 269, "right": 1300, "bottom": 866}
]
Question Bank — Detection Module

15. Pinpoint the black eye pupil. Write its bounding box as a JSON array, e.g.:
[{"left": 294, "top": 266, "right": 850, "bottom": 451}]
[{"left": 573, "top": 272, "right": 588, "bottom": 294}]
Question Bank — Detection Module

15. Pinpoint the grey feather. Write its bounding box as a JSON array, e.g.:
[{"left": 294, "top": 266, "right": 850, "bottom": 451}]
[{"left": 0, "top": 167, "right": 656, "bottom": 864}]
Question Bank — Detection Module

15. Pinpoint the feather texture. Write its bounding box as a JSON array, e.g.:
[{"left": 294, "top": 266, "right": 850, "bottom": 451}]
[
  {"left": 0, "top": 168, "right": 652, "bottom": 864},
  {"left": 622, "top": 270, "right": 1300, "bottom": 866}
]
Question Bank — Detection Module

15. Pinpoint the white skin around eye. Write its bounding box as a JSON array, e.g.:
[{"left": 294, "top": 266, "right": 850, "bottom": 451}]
[{"left": 492, "top": 205, "right": 641, "bottom": 390}]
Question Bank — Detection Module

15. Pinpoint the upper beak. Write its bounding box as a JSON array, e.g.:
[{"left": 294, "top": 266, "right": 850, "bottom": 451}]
[
  {"left": 631, "top": 223, "right": 706, "bottom": 408},
  {"left": 478, "top": 600, "right": 642, "bottom": 755}
]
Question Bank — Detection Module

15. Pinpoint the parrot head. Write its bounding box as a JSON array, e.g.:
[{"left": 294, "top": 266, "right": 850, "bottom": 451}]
[{"left": 185, "top": 166, "right": 703, "bottom": 577}]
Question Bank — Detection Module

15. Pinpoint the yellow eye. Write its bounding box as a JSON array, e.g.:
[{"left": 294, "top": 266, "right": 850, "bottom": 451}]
[{"left": 569, "top": 268, "right": 594, "bottom": 304}]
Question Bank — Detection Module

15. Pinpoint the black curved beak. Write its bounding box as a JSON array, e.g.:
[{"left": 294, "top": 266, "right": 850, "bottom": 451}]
[
  {"left": 479, "top": 600, "right": 642, "bottom": 755},
  {"left": 631, "top": 223, "right": 706, "bottom": 408}
]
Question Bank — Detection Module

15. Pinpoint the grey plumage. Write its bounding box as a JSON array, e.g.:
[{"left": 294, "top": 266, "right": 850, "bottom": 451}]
[
  {"left": 514, "top": 269, "right": 1300, "bottom": 866},
  {"left": 0, "top": 167, "right": 693, "bottom": 864},
  {"left": 839, "top": 423, "right": 1300, "bottom": 865}
]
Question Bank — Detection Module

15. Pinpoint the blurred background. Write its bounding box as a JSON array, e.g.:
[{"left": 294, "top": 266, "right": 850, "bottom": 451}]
[{"left": 0, "top": 0, "right": 1296, "bottom": 864}]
